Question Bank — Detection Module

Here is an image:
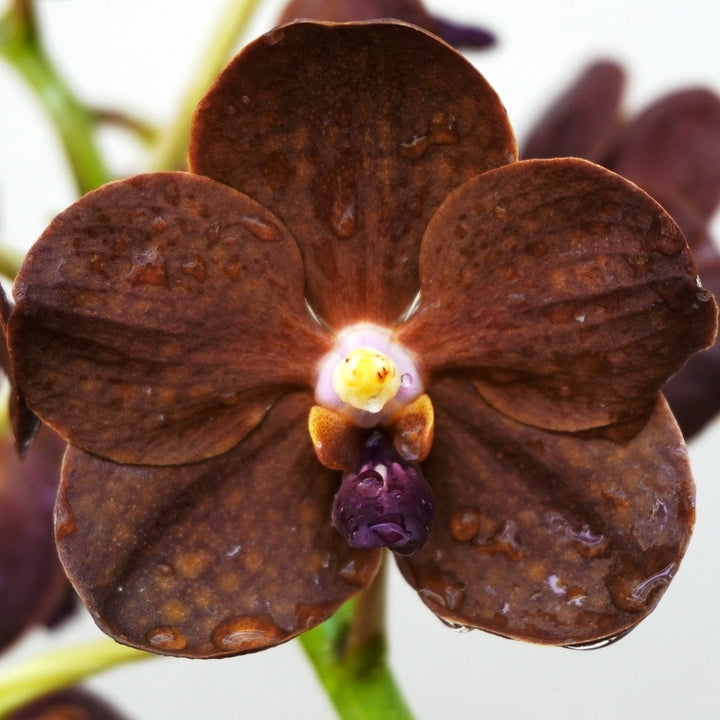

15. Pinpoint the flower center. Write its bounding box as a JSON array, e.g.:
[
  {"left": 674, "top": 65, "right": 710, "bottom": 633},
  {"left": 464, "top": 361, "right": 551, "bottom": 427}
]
[
  {"left": 332, "top": 347, "right": 401, "bottom": 413},
  {"left": 315, "top": 323, "right": 423, "bottom": 428}
]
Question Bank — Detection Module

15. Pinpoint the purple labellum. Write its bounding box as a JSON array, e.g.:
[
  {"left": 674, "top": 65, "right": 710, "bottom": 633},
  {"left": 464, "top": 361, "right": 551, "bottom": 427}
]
[{"left": 331, "top": 433, "right": 434, "bottom": 555}]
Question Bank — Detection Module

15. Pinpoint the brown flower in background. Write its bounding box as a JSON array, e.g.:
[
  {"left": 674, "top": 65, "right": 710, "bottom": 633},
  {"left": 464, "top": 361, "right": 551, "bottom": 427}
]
[
  {"left": 524, "top": 61, "right": 720, "bottom": 438},
  {"left": 5, "top": 22, "right": 717, "bottom": 658},
  {"left": 277, "top": 0, "right": 496, "bottom": 49},
  {"left": 0, "top": 335, "right": 70, "bottom": 652}
]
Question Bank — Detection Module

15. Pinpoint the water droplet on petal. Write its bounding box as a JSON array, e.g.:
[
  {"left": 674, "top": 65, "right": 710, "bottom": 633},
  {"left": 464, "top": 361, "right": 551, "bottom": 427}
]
[
  {"left": 438, "top": 617, "right": 473, "bottom": 632},
  {"left": 146, "top": 626, "right": 187, "bottom": 652},
  {"left": 417, "top": 569, "right": 467, "bottom": 611},
  {"left": 240, "top": 215, "right": 281, "bottom": 242},
  {"left": 330, "top": 194, "right": 357, "bottom": 238},
  {"left": 494, "top": 204, "right": 508, "bottom": 221},
  {"left": 607, "top": 563, "right": 677, "bottom": 613},
  {"left": 565, "top": 628, "right": 634, "bottom": 650},
  {"left": 338, "top": 558, "right": 375, "bottom": 587},
  {"left": 211, "top": 615, "right": 285, "bottom": 653},
  {"left": 263, "top": 27, "right": 285, "bottom": 46},
  {"left": 449, "top": 508, "right": 483, "bottom": 542},
  {"left": 180, "top": 256, "right": 207, "bottom": 282},
  {"left": 55, "top": 497, "right": 77, "bottom": 540},
  {"left": 398, "top": 135, "right": 430, "bottom": 159},
  {"left": 428, "top": 111, "right": 459, "bottom": 145}
]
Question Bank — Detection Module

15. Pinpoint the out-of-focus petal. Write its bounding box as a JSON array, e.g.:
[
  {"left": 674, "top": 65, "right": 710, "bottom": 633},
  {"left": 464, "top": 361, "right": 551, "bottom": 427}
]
[
  {"left": 277, "top": 0, "right": 496, "bottom": 50},
  {"left": 398, "top": 375, "right": 694, "bottom": 646},
  {"left": 399, "top": 158, "right": 718, "bottom": 432},
  {"left": 0, "top": 288, "right": 39, "bottom": 454},
  {"left": 8, "top": 687, "right": 129, "bottom": 720},
  {"left": 9, "top": 172, "right": 331, "bottom": 466},
  {"left": 190, "top": 21, "right": 515, "bottom": 327},
  {"left": 522, "top": 61, "right": 625, "bottom": 161},
  {"left": 56, "top": 392, "right": 380, "bottom": 658},
  {"left": 0, "top": 426, "right": 68, "bottom": 651},
  {"left": 611, "top": 88, "right": 720, "bottom": 223}
]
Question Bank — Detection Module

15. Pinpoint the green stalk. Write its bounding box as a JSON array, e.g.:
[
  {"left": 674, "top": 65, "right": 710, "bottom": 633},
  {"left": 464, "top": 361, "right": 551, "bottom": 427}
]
[
  {"left": 0, "top": 245, "right": 24, "bottom": 280},
  {"left": 0, "top": 639, "right": 151, "bottom": 717},
  {"left": 0, "top": 1, "right": 111, "bottom": 194},
  {"left": 151, "top": 0, "right": 263, "bottom": 171},
  {"left": 299, "top": 562, "right": 416, "bottom": 720}
]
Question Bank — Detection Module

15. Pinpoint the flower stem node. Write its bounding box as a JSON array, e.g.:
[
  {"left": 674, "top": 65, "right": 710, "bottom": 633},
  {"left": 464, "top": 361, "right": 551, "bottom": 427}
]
[
  {"left": 316, "top": 323, "right": 423, "bottom": 428},
  {"left": 332, "top": 433, "right": 434, "bottom": 556}
]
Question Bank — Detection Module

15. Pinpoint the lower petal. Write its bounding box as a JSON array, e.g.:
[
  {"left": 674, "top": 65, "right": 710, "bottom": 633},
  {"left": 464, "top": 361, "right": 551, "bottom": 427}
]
[
  {"left": 56, "top": 392, "right": 380, "bottom": 657},
  {"left": 397, "top": 375, "right": 695, "bottom": 645}
]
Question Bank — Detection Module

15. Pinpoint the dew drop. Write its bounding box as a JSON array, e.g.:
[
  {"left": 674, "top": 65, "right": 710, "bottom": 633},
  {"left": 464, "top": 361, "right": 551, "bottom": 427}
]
[
  {"left": 607, "top": 563, "right": 677, "bottom": 613},
  {"left": 473, "top": 520, "right": 524, "bottom": 561},
  {"left": 146, "top": 626, "right": 187, "bottom": 652},
  {"left": 438, "top": 617, "right": 472, "bottom": 632},
  {"left": 240, "top": 215, "right": 281, "bottom": 242},
  {"left": 211, "top": 615, "right": 285, "bottom": 653},
  {"left": 428, "top": 111, "right": 459, "bottom": 145},
  {"left": 416, "top": 569, "right": 467, "bottom": 611},
  {"left": 565, "top": 628, "right": 633, "bottom": 650},
  {"left": 55, "top": 497, "right": 77, "bottom": 540},
  {"left": 180, "top": 257, "right": 207, "bottom": 282},
  {"left": 449, "top": 508, "right": 483, "bottom": 542},
  {"left": 400, "top": 373, "right": 413, "bottom": 387},
  {"left": 330, "top": 195, "right": 357, "bottom": 238},
  {"left": 494, "top": 204, "right": 508, "bottom": 221},
  {"left": 398, "top": 135, "right": 430, "bottom": 159},
  {"left": 156, "top": 563, "right": 176, "bottom": 577},
  {"left": 338, "top": 558, "right": 375, "bottom": 587}
]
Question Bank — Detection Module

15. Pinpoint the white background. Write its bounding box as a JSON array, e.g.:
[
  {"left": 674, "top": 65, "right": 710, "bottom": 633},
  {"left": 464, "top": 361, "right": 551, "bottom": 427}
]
[{"left": 1, "top": 1, "right": 719, "bottom": 718}]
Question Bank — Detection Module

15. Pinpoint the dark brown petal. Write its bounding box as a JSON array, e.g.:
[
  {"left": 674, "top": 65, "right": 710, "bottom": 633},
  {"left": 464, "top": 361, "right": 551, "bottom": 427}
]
[
  {"left": 522, "top": 61, "right": 625, "bottom": 161},
  {"left": 399, "top": 158, "right": 718, "bottom": 432},
  {"left": 56, "top": 391, "right": 380, "bottom": 658},
  {"left": 0, "top": 426, "right": 69, "bottom": 651},
  {"left": 277, "top": 0, "right": 496, "bottom": 50},
  {"left": 611, "top": 88, "right": 720, "bottom": 223},
  {"left": 190, "top": 21, "right": 515, "bottom": 327},
  {"left": 7, "top": 688, "right": 129, "bottom": 720},
  {"left": 0, "top": 287, "right": 40, "bottom": 454},
  {"left": 9, "top": 172, "right": 331, "bottom": 466},
  {"left": 397, "top": 374, "right": 695, "bottom": 646}
]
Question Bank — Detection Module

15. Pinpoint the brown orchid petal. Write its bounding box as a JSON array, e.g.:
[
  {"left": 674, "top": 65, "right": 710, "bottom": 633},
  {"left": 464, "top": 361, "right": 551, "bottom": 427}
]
[
  {"left": 397, "top": 375, "right": 694, "bottom": 645},
  {"left": 611, "top": 88, "right": 720, "bottom": 223},
  {"left": 9, "top": 172, "right": 331, "bottom": 466},
  {"left": 277, "top": 0, "right": 496, "bottom": 50},
  {"left": 0, "top": 426, "right": 68, "bottom": 651},
  {"left": 56, "top": 391, "right": 380, "bottom": 658},
  {"left": 190, "top": 21, "right": 515, "bottom": 327},
  {"left": 399, "top": 158, "right": 718, "bottom": 432},
  {"left": 523, "top": 61, "right": 625, "bottom": 161},
  {"left": 0, "top": 288, "right": 39, "bottom": 454},
  {"left": 8, "top": 688, "right": 129, "bottom": 720}
]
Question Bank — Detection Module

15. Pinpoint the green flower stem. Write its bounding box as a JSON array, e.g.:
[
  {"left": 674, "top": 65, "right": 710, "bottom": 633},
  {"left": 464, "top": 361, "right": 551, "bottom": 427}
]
[
  {"left": 0, "top": 639, "right": 151, "bottom": 717},
  {"left": 299, "top": 561, "right": 416, "bottom": 720},
  {"left": 0, "top": 244, "right": 24, "bottom": 280},
  {"left": 0, "top": 0, "right": 111, "bottom": 194},
  {"left": 151, "top": 0, "right": 263, "bottom": 171}
]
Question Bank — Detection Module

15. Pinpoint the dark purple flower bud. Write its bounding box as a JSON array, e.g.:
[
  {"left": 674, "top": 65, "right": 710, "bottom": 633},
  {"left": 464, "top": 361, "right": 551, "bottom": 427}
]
[{"left": 332, "top": 433, "right": 433, "bottom": 555}]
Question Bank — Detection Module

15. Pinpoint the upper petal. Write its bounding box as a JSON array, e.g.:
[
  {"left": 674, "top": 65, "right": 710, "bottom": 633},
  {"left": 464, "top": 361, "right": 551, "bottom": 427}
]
[
  {"left": 8, "top": 172, "right": 331, "bottom": 465},
  {"left": 398, "top": 158, "right": 718, "bottom": 431},
  {"left": 189, "top": 20, "right": 516, "bottom": 327},
  {"left": 56, "top": 391, "right": 381, "bottom": 658},
  {"left": 397, "top": 375, "right": 695, "bottom": 646}
]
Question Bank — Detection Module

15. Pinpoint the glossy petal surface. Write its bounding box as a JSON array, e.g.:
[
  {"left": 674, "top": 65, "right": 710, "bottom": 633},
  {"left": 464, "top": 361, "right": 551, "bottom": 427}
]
[
  {"left": 523, "top": 61, "right": 624, "bottom": 161},
  {"left": 9, "top": 172, "right": 330, "bottom": 465},
  {"left": 399, "top": 158, "right": 718, "bottom": 431},
  {"left": 397, "top": 375, "right": 694, "bottom": 645},
  {"left": 190, "top": 21, "right": 515, "bottom": 326},
  {"left": 0, "top": 427, "right": 67, "bottom": 651},
  {"left": 56, "top": 392, "right": 380, "bottom": 658}
]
